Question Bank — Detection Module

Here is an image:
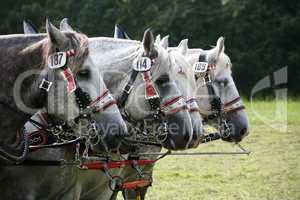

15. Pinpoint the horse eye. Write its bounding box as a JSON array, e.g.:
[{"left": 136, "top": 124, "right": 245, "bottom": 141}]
[
  {"left": 216, "top": 79, "right": 228, "bottom": 87},
  {"left": 78, "top": 69, "right": 90, "bottom": 78},
  {"left": 155, "top": 74, "right": 170, "bottom": 85}
]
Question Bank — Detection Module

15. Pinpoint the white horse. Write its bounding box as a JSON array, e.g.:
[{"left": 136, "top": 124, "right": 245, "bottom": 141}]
[
  {"left": 173, "top": 36, "right": 250, "bottom": 142},
  {"left": 89, "top": 31, "right": 195, "bottom": 149}
]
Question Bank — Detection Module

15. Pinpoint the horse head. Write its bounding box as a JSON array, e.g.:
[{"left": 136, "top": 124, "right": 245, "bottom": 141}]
[
  {"left": 182, "top": 37, "right": 250, "bottom": 142},
  {"left": 130, "top": 29, "right": 196, "bottom": 149},
  {"left": 157, "top": 35, "right": 204, "bottom": 148},
  {"left": 27, "top": 19, "right": 127, "bottom": 151}
]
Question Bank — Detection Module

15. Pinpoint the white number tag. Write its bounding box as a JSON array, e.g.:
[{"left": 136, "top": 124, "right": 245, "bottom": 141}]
[
  {"left": 194, "top": 62, "right": 208, "bottom": 73},
  {"left": 133, "top": 57, "right": 152, "bottom": 72},
  {"left": 48, "top": 52, "right": 67, "bottom": 69}
]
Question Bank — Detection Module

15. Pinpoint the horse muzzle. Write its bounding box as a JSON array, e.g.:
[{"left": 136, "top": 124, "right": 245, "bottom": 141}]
[
  {"left": 160, "top": 109, "right": 193, "bottom": 150},
  {"left": 223, "top": 109, "right": 249, "bottom": 142}
]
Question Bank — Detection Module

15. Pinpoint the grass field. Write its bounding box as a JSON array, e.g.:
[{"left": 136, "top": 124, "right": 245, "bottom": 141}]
[{"left": 142, "top": 100, "right": 300, "bottom": 200}]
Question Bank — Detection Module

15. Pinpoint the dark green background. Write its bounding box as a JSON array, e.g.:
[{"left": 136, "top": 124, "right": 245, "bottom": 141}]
[{"left": 0, "top": 0, "right": 298, "bottom": 97}]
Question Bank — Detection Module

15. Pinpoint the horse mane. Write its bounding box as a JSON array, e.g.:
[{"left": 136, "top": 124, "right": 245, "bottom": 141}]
[{"left": 19, "top": 32, "right": 89, "bottom": 72}]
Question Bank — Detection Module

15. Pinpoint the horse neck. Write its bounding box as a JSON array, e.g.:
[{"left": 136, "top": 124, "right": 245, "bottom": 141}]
[
  {"left": 0, "top": 35, "right": 47, "bottom": 143},
  {"left": 89, "top": 37, "right": 141, "bottom": 95},
  {"left": 0, "top": 34, "right": 46, "bottom": 108}
]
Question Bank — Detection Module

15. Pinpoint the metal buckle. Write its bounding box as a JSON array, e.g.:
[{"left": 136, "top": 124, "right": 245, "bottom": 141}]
[
  {"left": 203, "top": 74, "right": 211, "bottom": 84},
  {"left": 124, "top": 84, "right": 133, "bottom": 94},
  {"left": 39, "top": 78, "right": 53, "bottom": 92}
]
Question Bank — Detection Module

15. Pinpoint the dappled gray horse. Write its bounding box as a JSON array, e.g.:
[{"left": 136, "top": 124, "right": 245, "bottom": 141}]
[{"left": 0, "top": 20, "right": 127, "bottom": 199}]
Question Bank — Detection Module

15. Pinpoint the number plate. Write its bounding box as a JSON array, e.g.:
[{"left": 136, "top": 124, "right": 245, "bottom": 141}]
[
  {"left": 194, "top": 62, "right": 208, "bottom": 73},
  {"left": 48, "top": 52, "right": 67, "bottom": 69},
  {"left": 133, "top": 57, "right": 152, "bottom": 72}
]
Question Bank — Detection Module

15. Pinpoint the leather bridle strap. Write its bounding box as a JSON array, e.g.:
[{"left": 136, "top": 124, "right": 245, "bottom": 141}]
[
  {"left": 223, "top": 97, "right": 245, "bottom": 114},
  {"left": 118, "top": 70, "right": 139, "bottom": 108},
  {"left": 160, "top": 96, "right": 187, "bottom": 115},
  {"left": 90, "top": 89, "right": 117, "bottom": 113},
  {"left": 204, "top": 72, "right": 222, "bottom": 113},
  {"left": 186, "top": 98, "right": 200, "bottom": 112}
]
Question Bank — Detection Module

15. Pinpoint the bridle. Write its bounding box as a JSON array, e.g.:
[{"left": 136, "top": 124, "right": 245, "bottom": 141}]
[
  {"left": 0, "top": 48, "right": 117, "bottom": 164},
  {"left": 193, "top": 53, "right": 245, "bottom": 137},
  {"left": 117, "top": 52, "right": 187, "bottom": 144},
  {"left": 31, "top": 48, "right": 118, "bottom": 148}
]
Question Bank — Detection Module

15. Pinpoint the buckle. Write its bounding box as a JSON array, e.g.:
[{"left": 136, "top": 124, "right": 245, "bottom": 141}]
[
  {"left": 203, "top": 74, "right": 211, "bottom": 84},
  {"left": 39, "top": 78, "right": 53, "bottom": 92},
  {"left": 123, "top": 84, "right": 133, "bottom": 94}
]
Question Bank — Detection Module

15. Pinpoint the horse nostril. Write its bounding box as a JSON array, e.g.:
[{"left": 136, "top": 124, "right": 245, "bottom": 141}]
[{"left": 240, "top": 128, "right": 248, "bottom": 136}]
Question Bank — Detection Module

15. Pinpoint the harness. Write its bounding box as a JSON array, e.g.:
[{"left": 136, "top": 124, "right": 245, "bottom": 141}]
[{"left": 117, "top": 55, "right": 187, "bottom": 144}]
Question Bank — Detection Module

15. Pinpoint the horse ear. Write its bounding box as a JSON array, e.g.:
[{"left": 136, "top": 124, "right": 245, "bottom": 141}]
[
  {"left": 142, "top": 28, "right": 155, "bottom": 55},
  {"left": 114, "top": 24, "right": 131, "bottom": 39},
  {"left": 159, "top": 35, "right": 169, "bottom": 49},
  {"left": 46, "top": 19, "right": 68, "bottom": 48},
  {"left": 114, "top": 24, "right": 120, "bottom": 38},
  {"left": 155, "top": 34, "right": 161, "bottom": 44},
  {"left": 60, "top": 18, "right": 74, "bottom": 32},
  {"left": 215, "top": 36, "right": 225, "bottom": 56},
  {"left": 177, "top": 39, "right": 188, "bottom": 55},
  {"left": 209, "top": 36, "right": 225, "bottom": 62},
  {"left": 221, "top": 37, "right": 225, "bottom": 53},
  {"left": 23, "top": 20, "right": 38, "bottom": 34}
]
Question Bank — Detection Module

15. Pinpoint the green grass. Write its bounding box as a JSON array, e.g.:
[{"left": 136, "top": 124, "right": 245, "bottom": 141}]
[{"left": 141, "top": 100, "right": 300, "bottom": 200}]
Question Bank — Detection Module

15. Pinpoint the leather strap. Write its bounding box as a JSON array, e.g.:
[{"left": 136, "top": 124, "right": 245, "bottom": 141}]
[{"left": 118, "top": 70, "right": 139, "bottom": 108}]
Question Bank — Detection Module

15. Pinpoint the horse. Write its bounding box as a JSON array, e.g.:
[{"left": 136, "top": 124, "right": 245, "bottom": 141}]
[
  {"left": 0, "top": 20, "right": 128, "bottom": 199},
  {"left": 174, "top": 36, "right": 250, "bottom": 142},
  {"left": 89, "top": 30, "right": 195, "bottom": 150}
]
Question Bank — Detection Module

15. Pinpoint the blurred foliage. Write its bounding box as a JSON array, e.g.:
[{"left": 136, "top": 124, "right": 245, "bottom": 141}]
[{"left": 0, "top": 0, "right": 299, "bottom": 97}]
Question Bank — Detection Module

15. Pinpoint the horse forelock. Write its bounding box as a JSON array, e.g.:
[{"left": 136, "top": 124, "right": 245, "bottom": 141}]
[
  {"left": 64, "top": 32, "right": 89, "bottom": 73},
  {"left": 173, "top": 51, "right": 194, "bottom": 76},
  {"left": 151, "top": 45, "right": 171, "bottom": 79}
]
